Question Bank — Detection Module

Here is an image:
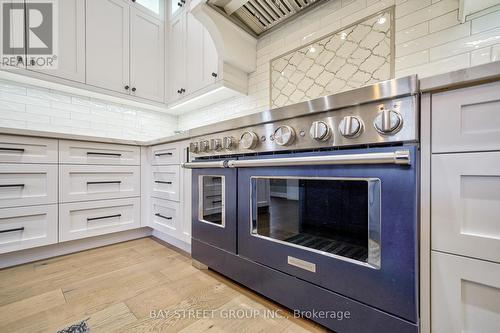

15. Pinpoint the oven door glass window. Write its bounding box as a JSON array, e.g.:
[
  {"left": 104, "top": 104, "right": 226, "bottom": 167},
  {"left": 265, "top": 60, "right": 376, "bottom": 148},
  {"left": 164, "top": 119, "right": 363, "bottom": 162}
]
[
  {"left": 199, "top": 176, "right": 225, "bottom": 227},
  {"left": 251, "top": 177, "right": 381, "bottom": 268}
]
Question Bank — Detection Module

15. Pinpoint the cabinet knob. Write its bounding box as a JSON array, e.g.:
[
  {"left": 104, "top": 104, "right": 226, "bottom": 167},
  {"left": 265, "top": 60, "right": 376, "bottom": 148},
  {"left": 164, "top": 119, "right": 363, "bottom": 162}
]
[
  {"left": 125, "top": 85, "right": 130, "bottom": 90},
  {"left": 180, "top": 88, "right": 186, "bottom": 93},
  {"left": 16, "top": 56, "right": 23, "bottom": 64},
  {"left": 177, "top": 2, "right": 182, "bottom": 6},
  {"left": 181, "top": 0, "right": 186, "bottom": 3},
  {"left": 30, "top": 59, "right": 35, "bottom": 66},
  {"left": 177, "top": 89, "right": 181, "bottom": 94},
  {"left": 212, "top": 72, "right": 218, "bottom": 78},
  {"left": 131, "top": 87, "right": 136, "bottom": 92}
]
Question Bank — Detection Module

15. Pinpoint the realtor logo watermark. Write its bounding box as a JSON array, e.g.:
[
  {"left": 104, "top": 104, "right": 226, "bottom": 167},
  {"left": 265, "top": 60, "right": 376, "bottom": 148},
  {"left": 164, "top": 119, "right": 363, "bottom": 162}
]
[{"left": 1, "top": 0, "right": 58, "bottom": 68}]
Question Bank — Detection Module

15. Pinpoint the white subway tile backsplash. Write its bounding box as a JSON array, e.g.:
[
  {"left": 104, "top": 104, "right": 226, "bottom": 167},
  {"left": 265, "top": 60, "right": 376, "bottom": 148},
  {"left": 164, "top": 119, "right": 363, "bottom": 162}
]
[
  {"left": 493, "top": 44, "right": 500, "bottom": 61},
  {"left": 396, "top": 22, "right": 429, "bottom": 44},
  {"left": 396, "top": 0, "right": 458, "bottom": 32},
  {"left": 0, "top": 78, "right": 176, "bottom": 141},
  {"left": 429, "top": 27, "right": 500, "bottom": 61},
  {"left": 395, "top": 0, "right": 431, "bottom": 18},
  {"left": 395, "top": 50, "right": 429, "bottom": 70},
  {"left": 471, "top": 47, "right": 492, "bottom": 66},
  {"left": 396, "top": 52, "right": 470, "bottom": 77},
  {"left": 429, "top": 10, "right": 460, "bottom": 33},
  {"left": 471, "top": 10, "right": 500, "bottom": 34}
]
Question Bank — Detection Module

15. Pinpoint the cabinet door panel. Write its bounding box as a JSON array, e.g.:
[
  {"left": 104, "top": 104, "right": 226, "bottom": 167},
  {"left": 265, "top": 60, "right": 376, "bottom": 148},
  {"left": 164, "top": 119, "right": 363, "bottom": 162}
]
[
  {"left": 29, "top": 0, "right": 85, "bottom": 82},
  {"left": 0, "top": 0, "right": 25, "bottom": 69},
  {"left": 86, "top": 0, "right": 130, "bottom": 93},
  {"left": 168, "top": 14, "right": 185, "bottom": 102},
  {"left": 203, "top": 29, "right": 219, "bottom": 86},
  {"left": 130, "top": 8, "right": 165, "bottom": 102},
  {"left": 186, "top": 12, "right": 204, "bottom": 94}
]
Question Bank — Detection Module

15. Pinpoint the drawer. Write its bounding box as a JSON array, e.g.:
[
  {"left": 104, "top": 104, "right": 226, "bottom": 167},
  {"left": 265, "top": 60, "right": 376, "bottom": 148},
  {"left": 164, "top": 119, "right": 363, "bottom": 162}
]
[
  {"left": 150, "top": 197, "right": 179, "bottom": 236},
  {"left": 0, "top": 135, "right": 58, "bottom": 164},
  {"left": 432, "top": 81, "right": 500, "bottom": 153},
  {"left": 432, "top": 251, "right": 500, "bottom": 333},
  {"left": 151, "top": 143, "right": 181, "bottom": 165},
  {"left": 0, "top": 204, "right": 58, "bottom": 254},
  {"left": 151, "top": 165, "right": 180, "bottom": 201},
  {"left": 59, "top": 140, "right": 140, "bottom": 165},
  {"left": 0, "top": 164, "right": 57, "bottom": 208},
  {"left": 59, "top": 198, "right": 141, "bottom": 242},
  {"left": 59, "top": 165, "right": 140, "bottom": 203},
  {"left": 432, "top": 152, "right": 500, "bottom": 263}
]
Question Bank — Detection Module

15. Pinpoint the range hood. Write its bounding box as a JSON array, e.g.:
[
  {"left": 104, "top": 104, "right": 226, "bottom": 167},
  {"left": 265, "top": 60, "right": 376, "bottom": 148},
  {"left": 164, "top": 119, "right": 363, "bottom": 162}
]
[{"left": 207, "top": 0, "right": 326, "bottom": 37}]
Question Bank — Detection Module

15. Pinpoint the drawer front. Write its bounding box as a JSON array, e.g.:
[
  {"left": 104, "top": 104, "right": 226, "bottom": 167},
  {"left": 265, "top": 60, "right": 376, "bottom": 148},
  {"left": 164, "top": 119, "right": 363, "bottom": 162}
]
[
  {"left": 0, "top": 204, "right": 58, "bottom": 254},
  {"left": 0, "top": 135, "right": 58, "bottom": 164},
  {"left": 59, "top": 140, "right": 140, "bottom": 165},
  {"left": 0, "top": 164, "right": 57, "bottom": 208},
  {"left": 151, "top": 165, "right": 180, "bottom": 201},
  {"left": 432, "top": 251, "right": 500, "bottom": 333},
  {"left": 59, "top": 165, "right": 140, "bottom": 203},
  {"left": 432, "top": 152, "right": 500, "bottom": 263},
  {"left": 150, "top": 197, "right": 179, "bottom": 236},
  {"left": 433, "top": 81, "right": 500, "bottom": 153},
  {"left": 59, "top": 198, "right": 141, "bottom": 241},
  {"left": 151, "top": 143, "right": 181, "bottom": 165}
]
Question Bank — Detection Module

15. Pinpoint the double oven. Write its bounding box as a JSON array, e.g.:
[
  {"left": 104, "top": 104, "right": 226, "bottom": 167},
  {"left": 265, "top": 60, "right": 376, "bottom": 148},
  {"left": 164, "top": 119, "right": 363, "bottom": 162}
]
[{"left": 184, "top": 76, "right": 420, "bottom": 333}]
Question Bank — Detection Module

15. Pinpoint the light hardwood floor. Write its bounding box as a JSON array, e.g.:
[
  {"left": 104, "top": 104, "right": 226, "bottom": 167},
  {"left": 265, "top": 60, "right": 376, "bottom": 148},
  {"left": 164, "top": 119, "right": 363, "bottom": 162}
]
[{"left": 0, "top": 237, "right": 328, "bottom": 333}]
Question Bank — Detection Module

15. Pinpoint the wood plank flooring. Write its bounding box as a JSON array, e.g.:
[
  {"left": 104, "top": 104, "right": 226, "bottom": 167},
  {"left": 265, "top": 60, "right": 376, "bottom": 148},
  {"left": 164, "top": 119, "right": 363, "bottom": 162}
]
[{"left": 0, "top": 237, "right": 328, "bottom": 333}]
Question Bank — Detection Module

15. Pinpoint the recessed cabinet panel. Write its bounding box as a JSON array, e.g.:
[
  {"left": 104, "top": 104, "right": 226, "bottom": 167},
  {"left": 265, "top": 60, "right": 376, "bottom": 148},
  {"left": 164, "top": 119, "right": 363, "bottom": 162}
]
[
  {"left": 0, "top": 135, "right": 58, "bottom": 164},
  {"left": 432, "top": 251, "right": 500, "bottom": 333},
  {"left": 0, "top": 205, "right": 58, "bottom": 254},
  {"left": 130, "top": 8, "right": 165, "bottom": 102},
  {"left": 59, "top": 197, "right": 140, "bottom": 241},
  {"left": 59, "top": 165, "right": 140, "bottom": 203},
  {"left": 29, "top": 0, "right": 85, "bottom": 82},
  {"left": 0, "top": 164, "right": 57, "bottom": 208},
  {"left": 432, "top": 81, "right": 500, "bottom": 153},
  {"left": 151, "top": 165, "right": 180, "bottom": 201},
  {"left": 86, "top": 0, "right": 130, "bottom": 94},
  {"left": 432, "top": 152, "right": 500, "bottom": 263},
  {"left": 186, "top": 12, "right": 204, "bottom": 94},
  {"left": 150, "top": 197, "right": 179, "bottom": 236},
  {"left": 168, "top": 13, "right": 186, "bottom": 103},
  {"left": 59, "top": 140, "right": 140, "bottom": 165},
  {"left": 151, "top": 143, "right": 181, "bottom": 165}
]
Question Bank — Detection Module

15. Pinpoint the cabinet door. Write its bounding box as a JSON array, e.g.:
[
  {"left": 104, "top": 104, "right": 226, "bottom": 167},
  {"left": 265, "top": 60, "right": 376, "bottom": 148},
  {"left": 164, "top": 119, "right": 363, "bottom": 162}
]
[
  {"left": 86, "top": 0, "right": 130, "bottom": 94},
  {"left": 0, "top": 0, "right": 25, "bottom": 68},
  {"left": 168, "top": 13, "right": 185, "bottom": 102},
  {"left": 203, "top": 29, "right": 219, "bottom": 86},
  {"left": 29, "top": 0, "right": 85, "bottom": 82},
  {"left": 186, "top": 12, "right": 204, "bottom": 94},
  {"left": 130, "top": 7, "right": 165, "bottom": 102}
]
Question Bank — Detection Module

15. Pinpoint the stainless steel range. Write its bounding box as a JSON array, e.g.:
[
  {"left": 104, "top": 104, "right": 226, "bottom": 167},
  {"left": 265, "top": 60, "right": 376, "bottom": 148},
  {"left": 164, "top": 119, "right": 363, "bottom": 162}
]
[{"left": 183, "top": 76, "right": 420, "bottom": 333}]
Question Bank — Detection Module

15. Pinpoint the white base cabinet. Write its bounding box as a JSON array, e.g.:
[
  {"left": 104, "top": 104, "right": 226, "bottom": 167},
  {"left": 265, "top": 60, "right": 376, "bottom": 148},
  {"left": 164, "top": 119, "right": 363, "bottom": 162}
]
[
  {"left": 0, "top": 205, "right": 58, "bottom": 254},
  {"left": 432, "top": 251, "right": 500, "bottom": 333},
  {"left": 59, "top": 197, "right": 141, "bottom": 242}
]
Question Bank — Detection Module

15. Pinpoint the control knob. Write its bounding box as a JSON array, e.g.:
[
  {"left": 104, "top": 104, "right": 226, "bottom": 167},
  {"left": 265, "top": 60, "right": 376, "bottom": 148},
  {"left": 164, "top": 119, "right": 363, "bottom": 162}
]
[
  {"left": 240, "top": 131, "right": 259, "bottom": 150},
  {"left": 274, "top": 125, "right": 295, "bottom": 146},
  {"left": 199, "top": 140, "right": 210, "bottom": 152},
  {"left": 373, "top": 109, "right": 403, "bottom": 135},
  {"left": 223, "top": 136, "right": 235, "bottom": 150},
  {"left": 189, "top": 142, "right": 199, "bottom": 153},
  {"left": 309, "top": 121, "right": 331, "bottom": 141},
  {"left": 339, "top": 116, "right": 363, "bottom": 138},
  {"left": 211, "top": 139, "right": 222, "bottom": 151}
]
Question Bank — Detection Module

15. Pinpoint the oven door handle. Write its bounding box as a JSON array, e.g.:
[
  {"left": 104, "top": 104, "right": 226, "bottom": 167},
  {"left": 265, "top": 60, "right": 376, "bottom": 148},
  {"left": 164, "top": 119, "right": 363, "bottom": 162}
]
[
  {"left": 181, "top": 160, "right": 228, "bottom": 169},
  {"left": 229, "top": 150, "right": 411, "bottom": 168}
]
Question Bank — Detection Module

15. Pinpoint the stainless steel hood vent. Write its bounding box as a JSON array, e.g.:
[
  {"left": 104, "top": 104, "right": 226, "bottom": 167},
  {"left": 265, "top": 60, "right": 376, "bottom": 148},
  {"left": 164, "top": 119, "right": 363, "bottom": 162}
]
[{"left": 208, "top": 0, "right": 326, "bottom": 37}]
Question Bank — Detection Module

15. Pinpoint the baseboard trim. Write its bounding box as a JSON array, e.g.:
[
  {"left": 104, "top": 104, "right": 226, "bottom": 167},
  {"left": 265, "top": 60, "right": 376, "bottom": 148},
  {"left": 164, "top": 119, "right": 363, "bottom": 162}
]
[
  {"left": 151, "top": 229, "right": 191, "bottom": 254},
  {"left": 0, "top": 227, "right": 153, "bottom": 269}
]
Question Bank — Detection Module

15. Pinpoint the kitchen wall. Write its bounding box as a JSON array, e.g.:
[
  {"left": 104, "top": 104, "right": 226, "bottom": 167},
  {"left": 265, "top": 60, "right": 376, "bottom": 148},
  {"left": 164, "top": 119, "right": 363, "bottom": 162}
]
[
  {"left": 178, "top": 0, "right": 500, "bottom": 130},
  {"left": 0, "top": 79, "right": 178, "bottom": 141}
]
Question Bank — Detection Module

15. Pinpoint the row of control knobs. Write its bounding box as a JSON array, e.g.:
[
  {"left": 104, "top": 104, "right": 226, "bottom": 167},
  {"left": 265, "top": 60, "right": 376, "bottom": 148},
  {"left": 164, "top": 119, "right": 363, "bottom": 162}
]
[{"left": 190, "top": 109, "right": 402, "bottom": 153}]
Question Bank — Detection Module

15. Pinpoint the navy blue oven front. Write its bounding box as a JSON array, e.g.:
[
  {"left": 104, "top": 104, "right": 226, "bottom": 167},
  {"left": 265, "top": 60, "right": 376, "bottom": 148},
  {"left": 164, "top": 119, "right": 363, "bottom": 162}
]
[
  {"left": 236, "top": 145, "right": 419, "bottom": 324},
  {"left": 191, "top": 159, "right": 237, "bottom": 254}
]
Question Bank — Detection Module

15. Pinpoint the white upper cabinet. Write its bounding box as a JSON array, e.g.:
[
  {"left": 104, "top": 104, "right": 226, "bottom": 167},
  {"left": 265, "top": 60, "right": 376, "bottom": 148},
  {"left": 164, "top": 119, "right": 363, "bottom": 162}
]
[
  {"left": 86, "top": 0, "right": 130, "bottom": 94},
  {"left": 130, "top": 7, "right": 165, "bottom": 102},
  {"left": 168, "top": 13, "right": 186, "bottom": 103},
  {"left": 29, "top": 0, "right": 86, "bottom": 83},
  {"left": 186, "top": 12, "right": 204, "bottom": 94},
  {"left": 203, "top": 29, "right": 219, "bottom": 86},
  {"left": 170, "top": 0, "right": 186, "bottom": 17}
]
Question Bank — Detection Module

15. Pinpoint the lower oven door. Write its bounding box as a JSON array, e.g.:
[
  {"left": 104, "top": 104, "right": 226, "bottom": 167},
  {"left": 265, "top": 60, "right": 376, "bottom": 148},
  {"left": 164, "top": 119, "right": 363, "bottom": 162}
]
[
  {"left": 237, "top": 146, "right": 418, "bottom": 323},
  {"left": 192, "top": 164, "right": 237, "bottom": 254}
]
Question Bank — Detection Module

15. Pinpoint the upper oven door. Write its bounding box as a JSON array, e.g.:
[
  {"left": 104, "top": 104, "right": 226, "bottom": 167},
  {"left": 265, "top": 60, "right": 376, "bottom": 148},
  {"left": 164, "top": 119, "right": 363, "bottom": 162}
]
[
  {"left": 237, "top": 146, "right": 419, "bottom": 323},
  {"left": 192, "top": 164, "right": 237, "bottom": 254}
]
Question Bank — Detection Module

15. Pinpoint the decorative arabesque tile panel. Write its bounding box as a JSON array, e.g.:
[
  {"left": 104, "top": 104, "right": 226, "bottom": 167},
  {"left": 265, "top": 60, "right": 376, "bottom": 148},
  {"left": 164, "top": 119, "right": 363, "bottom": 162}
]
[{"left": 271, "top": 9, "right": 393, "bottom": 108}]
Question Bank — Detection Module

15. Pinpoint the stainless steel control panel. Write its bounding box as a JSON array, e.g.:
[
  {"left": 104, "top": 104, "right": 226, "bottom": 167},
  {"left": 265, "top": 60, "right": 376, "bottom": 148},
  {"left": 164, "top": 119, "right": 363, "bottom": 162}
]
[{"left": 189, "top": 95, "right": 418, "bottom": 157}]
